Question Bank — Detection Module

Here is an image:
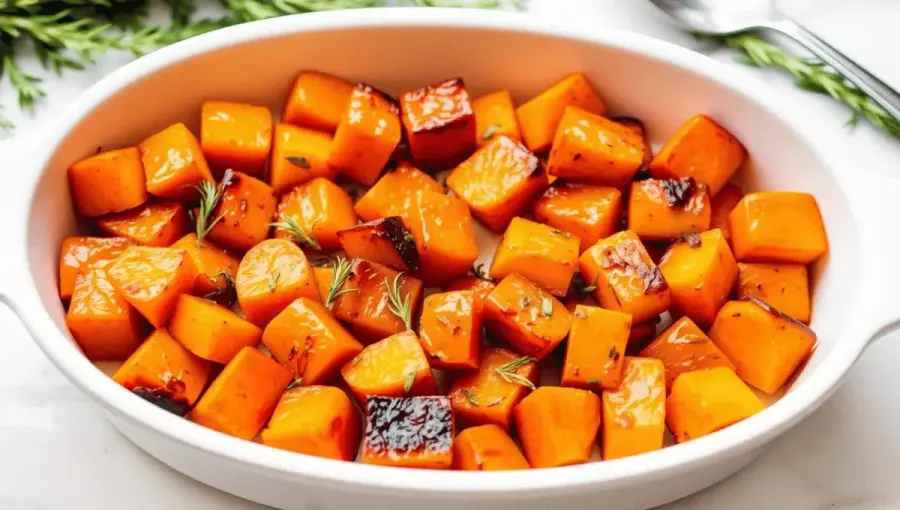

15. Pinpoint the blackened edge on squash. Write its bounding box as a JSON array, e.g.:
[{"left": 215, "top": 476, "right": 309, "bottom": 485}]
[
  {"left": 672, "top": 232, "right": 703, "bottom": 248},
  {"left": 742, "top": 295, "right": 817, "bottom": 340},
  {"left": 132, "top": 387, "right": 190, "bottom": 417},
  {"left": 600, "top": 241, "right": 669, "bottom": 295},
  {"left": 355, "top": 82, "right": 399, "bottom": 112},
  {"left": 376, "top": 217, "right": 420, "bottom": 272},
  {"left": 660, "top": 177, "right": 697, "bottom": 208},
  {"left": 364, "top": 396, "right": 453, "bottom": 458},
  {"left": 610, "top": 116, "right": 646, "bottom": 137}
]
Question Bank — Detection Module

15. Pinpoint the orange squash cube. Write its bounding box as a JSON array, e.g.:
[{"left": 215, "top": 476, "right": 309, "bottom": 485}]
[
  {"left": 341, "top": 331, "right": 436, "bottom": 403},
  {"left": 547, "top": 107, "right": 646, "bottom": 188},
  {"left": 235, "top": 239, "right": 319, "bottom": 327},
  {"left": 107, "top": 246, "right": 197, "bottom": 328},
  {"left": 282, "top": 70, "right": 354, "bottom": 132},
  {"left": 444, "top": 275, "right": 496, "bottom": 302},
  {"left": 561, "top": 305, "right": 630, "bottom": 391},
  {"left": 489, "top": 217, "right": 580, "bottom": 296},
  {"left": 97, "top": 201, "right": 188, "bottom": 247},
  {"left": 273, "top": 177, "right": 357, "bottom": 253},
  {"left": 482, "top": 273, "right": 571, "bottom": 361},
  {"left": 513, "top": 387, "right": 602, "bottom": 468},
  {"left": 418, "top": 290, "right": 482, "bottom": 370},
  {"left": 200, "top": 100, "right": 272, "bottom": 177},
  {"left": 601, "top": 357, "right": 666, "bottom": 460},
  {"left": 709, "top": 183, "right": 744, "bottom": 242},
  {"left": 313, "top": 266, "right": 332, "bottom": 302},
  {"left": 640, "top": 316, "right": 735, "bottom": 392},
  {"left": 473, "top": 90, "right": 521, "bottom": 147},
  {"left": 611, "top": 116, "right": 652, "bottom": 167},
  {"left": 628, "top": 178, "right": 711, "bottom": 241},
  {"left": 354, "top": 162, "right": 443, "bottom": 222},
  {"left": 729, "top": 191, "right": 828, "bottom": 264},
  {"left": 328, "top": 83, "right": 402, "bottom": 186},
  {"left": 337, "top": 217, "right": 419, "bottom": 272},
  {"left": 261, "top": 385, "right": 361, "bottom": 461},
  {"left": 263, "top": 297, "right": 363, "bottom": 385},
  {"left": 400, "top": 77, "right": 477, "bottom": 169},
  {"left": 170, "top": 233, "right": 239, "bottom": 299},
  {"left": 447, "top": 134, "right": 548, "bottom": 231},
  {"left": 113, "top": 329, "right": 211, "bottom": 410},
  {"left": 404, "top": 190, "right": 479, "bottom": 286},
  {"left": 533, "top": 182, "right": 622, "bottom": 253},
  {"left": 66, "top": 266, "right": 143, "bottom": 361},
  {"left": 168, "top": 294, "right": 262, "bottom": 364},
  {"left": 206, "top": 171, "right": 277, "bottom": 253},
  {"left": 448, "top": 348, "right": 538, "bottom": 430},
  {"left": 362, "top": 396, "right": 453, "bottom": 469},
  {"left": 649, "top": 114, "right": 746, "bottom": 196},
  {"left": 58, "top": 236, "right": 131, "bottom": 300},
  {"left": 737, "top": 262, "right": 810, "bottom": 323},
  {"left": 709, "top": 298, "right": 816, "bottom": 394},
  {"left": 139, "top": 123, "right": 214, "bottom": 201},
  {"left": 516, "top": 72, "right": 606, "bottom": 153},
  {"left": 68, "top": 147, "right": 148, "bottom": 217},
  {"left": 453, "top": 424, "right": 530, "bottom": 471},
  {"left": 666, "top": 366, "right": 764, "bottom": 443},
  {"left": 658, "top": 229, "right": 738, "bottom": 326},
  {"left": 269, "top": 123, "right": 336, "bottom": 195},
  {"left": 189, "top": 347, "right": 292, "bottom": 440},
  {"left": 330, "top": 259, "right": 424, "bottom": 343},
  {"left": 578, "top": 230, "right": 670, "bottom": 324}
]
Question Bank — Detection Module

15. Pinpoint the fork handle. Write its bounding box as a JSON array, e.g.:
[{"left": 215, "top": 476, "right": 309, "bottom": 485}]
[{"left": 764, "top": 18, "right": 900, "bottom": 123}]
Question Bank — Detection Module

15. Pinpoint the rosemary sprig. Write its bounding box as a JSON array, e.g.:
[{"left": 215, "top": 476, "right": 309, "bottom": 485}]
[
  {"left": 325, "top": 256, "right": 358, "bottom": 309},
  {"left": 194, "top": 169, "right": 233, "bottom": 242},
  {"left": 202, "top": 271, "right": 237, "bottom": 306},
  {"left": 384, "top": 272, "right": 413, "bottom": 330},
  {"left": 285, "top": 378, "right": 304, "bottom": 391},
  {"left": 493, "top": 356, "right": 536, "bottom": 390},
  {"left": 270, "top": 215, "right": 320, "bottom": 250}
]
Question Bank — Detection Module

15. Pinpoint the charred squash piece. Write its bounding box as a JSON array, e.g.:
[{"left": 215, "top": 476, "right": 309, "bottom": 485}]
[
  {"left": 362, "top": 395, "right": 453, "bottom": 469},
  {"left": 337, "top": 217, "right": 419, "bottom": 272},
  {"left": 400, "top": 77, "right": 477, "bottom": 169},
  {"left": 628, "top": 177, "right": 711, "bottom": 241}
]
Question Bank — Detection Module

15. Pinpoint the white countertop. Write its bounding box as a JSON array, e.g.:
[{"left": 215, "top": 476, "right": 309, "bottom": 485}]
[{"left": 1, "top": 1, "right": 899, "bottom": 509}]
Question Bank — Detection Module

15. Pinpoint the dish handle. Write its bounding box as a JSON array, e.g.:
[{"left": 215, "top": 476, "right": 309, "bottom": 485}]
[
  {"left": 858, "top": 177, "right": 900, "bottom": 348},
  {"left": 0, "top": 135, "right": 42, "bottom": 309}
]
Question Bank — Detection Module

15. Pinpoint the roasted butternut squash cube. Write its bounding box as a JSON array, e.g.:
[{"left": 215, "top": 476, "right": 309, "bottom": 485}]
[
  {"left": 729, "top": 191, "right": 828, "bottom": 264},
  {"left": 444, "top": 275, "right": 496, "bottom": 302},
  {"left": 610, "top": 116, "right": 652, "bottom": 167},
  {"left": 640, "top": 316, "right": 735, "bottom": 393},
  {"left": 658, "top": 229, "right": 738, "bottom": 325},
  {"left": 400, "top": 77, "right": 476, "bottom": 169},
  {"left": 489, "top": 217, "right": 580, "bottom": 296},
  {"left": 139, "top": 123, "right": 214, "bottom": 201},
  {"left": 235, "top": 239, "right": 319, "bottom": 327},
  {"left": 58, "top": 236, "right": 131, "bottom": 300},
  {"left": 649, "top": 114, "right": 746, "bottom": 196},
  {"left": 482, "top": 273, "right": 570, "bottom": 361},
  {"left": 533, "top": 182, "right": 622, "bottom": 253},
  {"left": 561, "top": 305, "right": 630, "bottom": 391},
  {"left": 269, "top": 124, "right": 337, "bottom": 195},
  {"left": 547, "top": 107, "right": 646, "bottom": 188},
  {"left": 473, "top": 90, "right": 521, "bottom": 147},
  {"left": 97, "top": 201, "right": 188, "bottom": 247},
  {"left": 341, "top": 331, "right": 436, "bottom": 403},
  {"left": 737, "top": 262, "right": 810, "bottom": 323},
  {"left": 354, "top": 162, "right": 443, "bottom": 222},
  {"left": 447, "top": 134, "right": 547, "bottom": 231},
  {"left": 404, "top": 190, "right": 479, "bottom": 286},
  {"left": 107, "top": 246, "right": 197, "bottom": 328},
  {"left": 263, "top": 297, "right": 363, "bottom": 385},
  {"left": 709, "top": 183, "right": 744, "bottom": 242},
  {"left": 282, "top": 70, "right": 354, "bottom": 132},
  {"left": 709, "top": 298, "right": 816, "bottom": 394},
  {"left": 168, "top": 294, "right": 262, "bottom": 364},
  {"left": 448, "top": 348, "right": 538, "bottom": 430},
  {"left": 513, "top": 387, "right": 601, "bottom": 468},
  {"left": 362, "top": 396, "right": 453, "bottom": 469},
  {"left": 113, "top": 329, "right": 211, "bottom": 410},
  {"left": 666, "top": 366, "right": 764, "bottom": 443},
  {"left": 189, "top": 346, "right": 292, "bottom": 440},
  {"left": 602, "top": 357, "right": 666, "bottom": 460},
  {"left": 578, "top": 230, "right": 670, "bottom": 324},
  {"left": 66, "top": 266, "right": 143, "bottom": 361},
  {"left": 68, "top": 147, "right": 148, "bottom": 217},
  {"left": 628, "top": 177, "right": 711, "bottom": 241},
  {"left": 206, "top": 171, "right": 277, "bottom": 253},
  {"left": 170, "top": 233, "right": 239, "bottom": 299},
  {"left": 328, "top": 83, "right": 402, "bottom": 186},
  {"left": 274, "top": 177, "right": 357, "bottom": 253},
  {"left": 516, "top": 72, "right": 606, "bottom": 153},
  {"left": 313, "top": 265, "right": 332, "bottom": 302},
  {"left": 261, "top": 385, "right": 361, "bottom": 461},
  {"left": 200, "top": 100, "right": 272, "bottom": 178},
  {"left": 337, "top": 217, "right": 419, "bottom": 272},
  {"left": 453, "top": 424, "right": 530, "bottom": 471},
  {"left": 418, "top": 290, "right": 482, "bottom": 370},
  {"left": 331, "top": 259, "right": 424, "bottom": 343}
]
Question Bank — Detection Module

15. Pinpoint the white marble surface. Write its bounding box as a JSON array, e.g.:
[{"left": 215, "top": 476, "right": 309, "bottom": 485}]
[{"left": 1, "top": 1, "right": 899, "bottom": 509}]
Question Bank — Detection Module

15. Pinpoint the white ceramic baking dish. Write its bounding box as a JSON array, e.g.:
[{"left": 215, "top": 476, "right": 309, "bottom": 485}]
[{"left": 2, "top": 7, "right": 899, "bottom": 510}]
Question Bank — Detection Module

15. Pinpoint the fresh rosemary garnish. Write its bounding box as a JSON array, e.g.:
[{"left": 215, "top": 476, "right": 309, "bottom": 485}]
[
  {"left": 194, "top": 169, "right": 233, "bottom": 242},
  {"left": 461, "top": 388, "right": 502, "bottom": 407},
  {"left": 385, "top": 272, "right": 413, "bottom": 330},
  {"left": 285, "top": 155, "right": 310, "bottom": 169},
  {"left": 494, "top": 356, "right": 536, "bottom": 390},
  {"left": 481, "top": 123, "right": 500, "bottom": 140},
  {"left": 202, "top": 271, "right": 237, "bottom": 306},
  {"left": 270, "top": 215, "right": 320, "bottom": 250},
  {"left": 324, "top": 256, "right": 358, "bottom": 309},
  {"left": 285, "top": 378, "right": 304, "bottom": 391}
]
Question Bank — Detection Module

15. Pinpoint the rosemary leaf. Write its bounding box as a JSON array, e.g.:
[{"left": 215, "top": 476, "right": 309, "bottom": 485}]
[
  {"left": 384, "top": 272, "right": 413, "bottom": 330},
  {"left": 493, "top": 356, "right": 537, "bottom": 390},
  {"left": 325, "top": 256, "right": 359, "bottom": 308}
]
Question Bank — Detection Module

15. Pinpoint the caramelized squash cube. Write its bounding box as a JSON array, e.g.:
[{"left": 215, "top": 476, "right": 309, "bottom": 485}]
[
  {"left": 709, "top": 183, "right": 744, "bottom": 242},
  {"left": 400, "top": 77, "right": 477, "bottom": 169},
  {"left": 453, "top": 424, "right": 530, "bottom": 471},
  {"left": 418, "top": 290, "right": 482, "bottom": 370},
  {"left": 139, "top": 123, "right": 214, "bottom": 201},
  {"left": 601, "top": 357, "right": 666, "bottom": 460},
  {"left": 404, "top": 190, "right": 479, "bottom": 286},
  {"left": 513, "top": 387, "right": 601, "bottom": 468},
  {"left": 168, "top": 294, "right": 263, "bottom": 364},
  {"left": 354, "top": 162, "right": 443, "bottom": 222},
  {"left": 200, "top": 100, "right": 272, "bottom": 177},
  {"left": 282, "top": 71, "right": 354, "bottom": 132},
  {"left": 235, "top": 239, "right": 319, "bottom": 327},
  {"left": 737, "top": 262, "right": 810, "bottom": 323},
  {"left": 68, "top": 147, "right": 148, "bottom": 217},
  {"left": 362, "top": 395, "right": 453, "bottom": 469},
  {"left": 489, "top": 216, "right": 580, "bottom": 296},
  {"left": 97, "top": 201, "right": 188, "bottom": 247},
  {"left": 58, "top": 236, "right": 131, "bottom": 300},
  {"left": 473, "top": 90, "right": 521, "bottom": 147},
  {"left": 533, "top": 182, "right": 623, "bottom": 253},
  {"left": 206, "top": 171, "right": 277, "bottom": 253},
  {"left": 729, "top": 191, "right": 828, "bottom": 264},
  {"left": 628, "top": 177, "right": 711, "bottom": 241},
  {"left": 337, "top": 217, "right": 419, "bottom": 272},
  {"left": 269, "top": 123, "right": 336, "bottom": 195},
  {"left": 640, "top": 316, "right": 735, "bottom": 393},
  {"left": 274, "top": 177, "right": 357, "bottom": 253},
  {"left": 561, "top": 305, "right": 630, "bottom": 391},
  {"left": 341, "top": 331, "right": 436, "bottom": 403},
  {"left": 66, "top": 266, "right": 143, "bottom": 361},
  {"left": 448, "top": 348, "right": 538, "bottom": 430},
  {"left": 107, "top": 246, "right": 197, "bottom": 328},
  {"left": 170, "top": 233, "right": 239, "bottom": 299},
  {"left": 516, "top": 72, "right": 606, "bottom": 153}
]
